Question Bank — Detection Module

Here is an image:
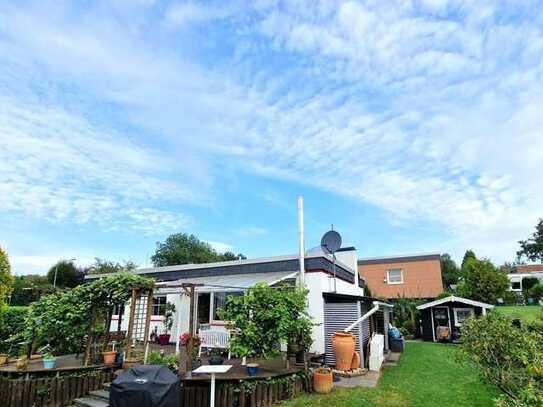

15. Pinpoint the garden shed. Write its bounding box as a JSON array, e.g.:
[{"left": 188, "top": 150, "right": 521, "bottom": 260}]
[{"left": 417, "top": 295, "right": 493, "bottom": 343}]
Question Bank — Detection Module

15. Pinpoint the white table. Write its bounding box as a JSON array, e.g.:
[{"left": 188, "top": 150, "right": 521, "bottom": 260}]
[{"left": 192, "top": 365, "right": 233, "bottom": 407}]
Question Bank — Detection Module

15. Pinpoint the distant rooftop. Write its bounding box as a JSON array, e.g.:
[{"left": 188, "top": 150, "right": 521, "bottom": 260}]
[{"left": 358, "top": 252, "right": 440, "bottom": 265}]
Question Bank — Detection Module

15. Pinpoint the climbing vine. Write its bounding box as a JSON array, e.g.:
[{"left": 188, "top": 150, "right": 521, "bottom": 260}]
[{"left": 21, "top": 273, "right": 154, "bottom": 354}]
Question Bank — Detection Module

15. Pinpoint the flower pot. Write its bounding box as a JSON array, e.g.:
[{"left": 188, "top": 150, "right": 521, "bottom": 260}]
[
  {"left": 246, "top": 363, "right": 259, "bottom": 377},
  {"left": 43, "top": 358, "right": 56, "bottom": 369},
  {"left": 332, "top": 331, "right": 356, "bottom": 371},
  {"left": 102, "top": 350, "right": 117, "bottom": 365},
  {"left": 15, "top": 358, "right": 28, "bottom": 371},
  {"left": 123, "top": 357, "right": 143, "bottom": 369},
  {"left": 351, "top": 351, "right": 361, "bottom": 369},
  {"left": 0, "top": 354, "right": 7, "bottom": 366},
  {"left": 158, "top": 334, "right": 171, "bottom": 345},
  {"left": 313, "top": 367, "right": 333, "bottom": 394},
  {"left": 209, "top": 355, "right": 224, "bottom": 365}
]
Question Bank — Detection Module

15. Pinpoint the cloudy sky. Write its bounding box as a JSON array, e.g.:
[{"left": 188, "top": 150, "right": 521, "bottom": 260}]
[{"left": 1, "top": 0, "right": 542, "bottom": 274}]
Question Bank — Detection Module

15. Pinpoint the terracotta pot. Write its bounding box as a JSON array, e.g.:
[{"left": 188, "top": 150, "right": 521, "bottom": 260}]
[
  {"left": 313, "top": 368, "right": 333, "bottom": 394},
  {"left": 123, "top": 357, "right": 143, "bottom": 369},
  {"left": 332, "top": 331, "right": 356, "bottom": 371},
  {"left": 102, "top": 350, "right": 117, "bottom": 365},
  {"left": 351, "top": 351, "right": 361, "bottom": 369}
]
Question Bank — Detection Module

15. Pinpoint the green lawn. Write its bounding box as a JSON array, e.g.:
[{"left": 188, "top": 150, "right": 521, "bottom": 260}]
[
  {"left": 284, "top": 342, "right": 500, "bottom": 407},
  {"left": 494, "top": 305, "right": 542, "bottom": 323}
]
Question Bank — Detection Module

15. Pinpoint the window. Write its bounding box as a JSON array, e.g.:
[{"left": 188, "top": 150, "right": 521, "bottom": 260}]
[
  {"left": 212, "top": 291, "right": 243, "bottom": 320},
  {"left": 152, "top": 296, "right": 168, "bottom": 316},
  {"left": 453, "top": 308, "right": 474, "bottom": 326},
  {"left": 511, "top": 280, "right": 521, "bottom": 291},
  {"left": 386, "top": 269, "right": 403, "bottom": 284}
]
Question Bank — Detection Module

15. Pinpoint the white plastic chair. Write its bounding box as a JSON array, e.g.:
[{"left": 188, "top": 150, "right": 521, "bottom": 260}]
[{"left": 198, "top": 329, "right": 231, "bottom": 359}]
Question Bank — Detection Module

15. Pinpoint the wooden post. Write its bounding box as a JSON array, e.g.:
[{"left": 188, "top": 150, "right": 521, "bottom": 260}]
[
  {"left": 186, "top": 285, "right": 195, "bottom": 374},
  {"left": 125, "top": 289, "right": 138, "bottom": 361},
  {"left": 142, "top": 288, "right": 154, "bottom": 358},
  {"left": 84, "top": 306, "right": 96, "bottom": 367},
  {"left": 103, "top": 307, "right": 113, "bottom": 350}
]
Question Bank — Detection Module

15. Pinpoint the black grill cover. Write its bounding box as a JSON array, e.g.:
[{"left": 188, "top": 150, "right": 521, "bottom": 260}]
[{"left": 110, "top": 365, "right": 180, "bottom": 407}]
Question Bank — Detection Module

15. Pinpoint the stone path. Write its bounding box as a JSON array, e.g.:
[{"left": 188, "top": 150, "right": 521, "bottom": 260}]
[{"left": 334, "top": 352, "right": 401, "bottom": 389}]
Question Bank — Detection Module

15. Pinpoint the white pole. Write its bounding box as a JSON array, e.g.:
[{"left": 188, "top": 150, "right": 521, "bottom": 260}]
[
  {"left": 175, "top": 293, "right": 182, "bottom": 354},
  {"left": 210, "top": 373, "right": 216, "bottom": 407},
  {"left": 297, "top": 196, "right": 305, "bottom": 288}
]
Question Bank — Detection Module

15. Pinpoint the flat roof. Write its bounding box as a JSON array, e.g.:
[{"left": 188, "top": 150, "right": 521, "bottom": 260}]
[
  {"left": 358, "top": 252, "right": 440, "bottom": 265},
  {"left": 85, "top": 252, "right": 357, "bottom": 283}
]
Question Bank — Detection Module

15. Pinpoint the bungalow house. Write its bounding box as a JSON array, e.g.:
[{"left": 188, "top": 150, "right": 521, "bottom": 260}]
[
  {"left": 87, "top": 247, "right": 393, "bottom": 369},
  {"left": 506, "top": 264, "right": 543, "bottom": 292},
  {"left": 358, "top": 253, "right": 443, "bottom": 299}
]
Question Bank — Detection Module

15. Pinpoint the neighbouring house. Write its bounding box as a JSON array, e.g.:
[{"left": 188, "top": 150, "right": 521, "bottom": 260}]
[
  {"left": 506, "top": 264, "right": 543, "bottom": 292},
  {"left": 416, "top": 295, "right": 493, "bottom": 342},
  {"left": 357, "top": 253, "right": 443, "bottom": 299},
  {"left": 86, "top": 247, "right": 393, "bottom": 369}
]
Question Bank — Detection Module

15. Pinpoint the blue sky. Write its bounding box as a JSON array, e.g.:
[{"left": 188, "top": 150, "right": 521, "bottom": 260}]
[{"left": 1, "top": 0, "right": 542, "bottom": 274}]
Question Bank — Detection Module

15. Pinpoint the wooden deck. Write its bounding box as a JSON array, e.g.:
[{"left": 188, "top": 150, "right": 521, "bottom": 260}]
[{"left": 0, "top": 354, "right": 107, "bottom": 375}]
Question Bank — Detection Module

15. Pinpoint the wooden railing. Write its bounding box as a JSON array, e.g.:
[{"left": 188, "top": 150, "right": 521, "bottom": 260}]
[
  {"left": 0, "top": 370, "right": 112, "bottom": 407},
  {"left": 183, "top": 374, "right": 312, "bottom": 407}
]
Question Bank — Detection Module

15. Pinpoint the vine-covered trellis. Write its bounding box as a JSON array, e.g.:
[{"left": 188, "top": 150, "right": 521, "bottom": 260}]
[{"left": 22, "top": 273, "right": 155, "bottom": 365}]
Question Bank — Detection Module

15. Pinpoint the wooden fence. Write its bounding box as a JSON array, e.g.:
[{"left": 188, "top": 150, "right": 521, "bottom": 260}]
[
  {"left": 0, "top": 370, "right": 112, "bottom": 407},
  {"left": 183, "top": 374, "right": 312, "bottom": 407}
]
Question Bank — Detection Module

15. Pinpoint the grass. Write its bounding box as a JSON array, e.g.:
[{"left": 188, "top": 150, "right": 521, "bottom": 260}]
[
  {"left": 494, "top": 305, "right": 542, "bottom": 323},
  {"left": 284, "top": 342, "right": 500, "bottom": 407}
]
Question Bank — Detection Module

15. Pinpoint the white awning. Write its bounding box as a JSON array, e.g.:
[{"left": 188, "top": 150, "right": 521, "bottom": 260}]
[{"left": 155, "top": 271, "right": 297, "bottom": 294}]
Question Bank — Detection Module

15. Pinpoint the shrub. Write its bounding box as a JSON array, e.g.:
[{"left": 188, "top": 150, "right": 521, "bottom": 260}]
[
  {"left": 147, "top": 351, "right": 178, "bottom": 372},
  {"left": 389, "top": 298, "right": 422, "bottom": 337},
  {"left": 459, "top": 312, "right": 543, "bottom": 405},
  {"left": 218, "top": 283, "right": 313, "bottom": 359},
  {"left": 529, "top": 283, "right": 543, "bottom": 303},
  {"left": 0, "top": 306, "right": 29, "bottom": 354}
]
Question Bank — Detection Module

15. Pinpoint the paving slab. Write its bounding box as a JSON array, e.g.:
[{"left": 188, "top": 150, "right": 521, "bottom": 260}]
[{"left": 334, "top": 370, "right": 380, "bottom": 388}]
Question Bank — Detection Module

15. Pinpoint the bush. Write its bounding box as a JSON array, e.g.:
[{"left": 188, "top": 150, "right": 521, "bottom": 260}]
[
  {"left": 389, "top": 298, "right": 422, "bottom": 337},
  {"left": 146, "top": 351, "right": 178, "bottom": 372},
  {"left": 501, "top": 291, "right": 524, "bottom": 306},
  {"left": 459, "top": 312, "right": 543, "bottom": 405},
  {"left": 529, "top": 284, "right": 543, "bottom": 303},
  {"left": 0, "top": 306, "right": 29, "bottom": 354}
]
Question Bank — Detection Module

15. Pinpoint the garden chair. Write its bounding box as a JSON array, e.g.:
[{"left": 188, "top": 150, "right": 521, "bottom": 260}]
[{"left": 198, "top": 329, "right": 231, "bottom": 359}]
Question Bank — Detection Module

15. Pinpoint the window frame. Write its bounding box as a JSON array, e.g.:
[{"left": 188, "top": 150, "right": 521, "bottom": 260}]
[
  {"left": 152, "top": 295, "right": 168, "bottom": 317},
  {"left": 453, "top": 307, "right": 475, "bottom": 327},
  {"left": 386, "top": 268, "right": 404, "bottom": 285},
  {"left": 510, "top": 278, "right": 522, "bottom": 291},
  {"left": 210, "top": 291, "right": 244, "bottom": 323}
]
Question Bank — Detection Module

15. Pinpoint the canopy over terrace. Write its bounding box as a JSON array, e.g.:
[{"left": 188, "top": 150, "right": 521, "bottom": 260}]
[{"left": 154, "top": 270, "right": 298, "bottom": 356}]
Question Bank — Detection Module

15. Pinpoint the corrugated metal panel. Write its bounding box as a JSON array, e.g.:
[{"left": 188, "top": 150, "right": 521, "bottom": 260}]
[{"left": 324, "top": 302, "right": 363, "bottom": 367}]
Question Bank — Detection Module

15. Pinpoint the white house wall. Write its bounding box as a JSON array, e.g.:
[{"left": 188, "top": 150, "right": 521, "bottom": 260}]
[{"left": 305, "top": 272, "right": 364, "bottom": 354}]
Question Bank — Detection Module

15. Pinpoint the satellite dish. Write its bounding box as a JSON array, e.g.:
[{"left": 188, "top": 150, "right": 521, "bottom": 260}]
[{"left": 321, "top": 230, "right": 342, "bottom": 254}]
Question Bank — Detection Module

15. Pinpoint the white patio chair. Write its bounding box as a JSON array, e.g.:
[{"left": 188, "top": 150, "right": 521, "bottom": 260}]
[{"left": 198, "top": 329, "right": 231, "bottom": 359}]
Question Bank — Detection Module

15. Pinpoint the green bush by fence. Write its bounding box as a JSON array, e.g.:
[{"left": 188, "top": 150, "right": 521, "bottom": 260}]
[{"left": 0, "top": 306, "right": 29, "bottom": 354}]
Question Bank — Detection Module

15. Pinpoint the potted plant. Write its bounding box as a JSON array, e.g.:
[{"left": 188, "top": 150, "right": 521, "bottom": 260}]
[
  {"left": 15, "top": 355, "right": 28, "bottom": 371},
  {"left": 246, "top": 363, "right": 259, "bottom": 376},
  {"left": 158, "top": 303, "right": 176, "bottom": 345},
  {"left": 42, "top": 352, "right": 56, "bottom": 369},
  {"left": 313, "top": 367, "right": 333, "bottom": 394},
  {"left": 102, "top": 341, "right": 117, "bottom": 365},
  {"left": 208, "top": 345, "right": 224, "bottom": 365},
  {"left": 294, "top": 323, "right": 313, "bottom": 364}
]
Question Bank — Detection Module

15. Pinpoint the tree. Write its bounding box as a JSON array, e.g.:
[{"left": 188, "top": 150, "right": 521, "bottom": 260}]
[
  {"left": 87, "top": 258, "right": 137, "bottom": 275},
  {"left": 10, "top": 275, "right": 53, "bottom": 306},
  {"left": 46, "top": 260, "right": 84, "bottom": 288},
  {"left": 517, "top": 219, "right": 543, "bottom": 263},
  {"left": 440, "top": 253, "right": 460, "bottom": 289},
  {"left": 461, "top": 249, "right": 477, "bottom": 270},
  {"left": 457, "top": 257, "right": 510, "bottom": 304},
  {"left": 151, "top": 233, "right": 245, "bottom": 267},
  {"left": 0, "top": 246, "right": 14, "bottom": 306}
]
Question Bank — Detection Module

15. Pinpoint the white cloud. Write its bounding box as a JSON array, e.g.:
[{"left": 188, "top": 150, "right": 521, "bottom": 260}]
[
  {"left": 1, "top": 0, "right": 542, "bottom": 266},
  {"left": 206, "top": 241, "right": 234, "bottom": 254}
]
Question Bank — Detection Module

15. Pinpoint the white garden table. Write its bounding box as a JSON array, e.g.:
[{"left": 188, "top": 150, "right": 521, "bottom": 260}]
[{"left": 192, "top": 365, "right": 232, "bottom": 407}]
